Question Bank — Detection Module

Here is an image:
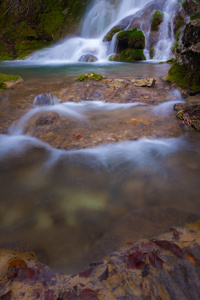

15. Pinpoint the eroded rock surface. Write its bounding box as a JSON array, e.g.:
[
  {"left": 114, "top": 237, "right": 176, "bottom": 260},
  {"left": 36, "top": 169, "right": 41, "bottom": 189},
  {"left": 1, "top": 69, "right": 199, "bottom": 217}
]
[
  {"left": 0, "top": 77, "right": 184, "bottom": 150},
  {"left": 0, "top": 219, "right": 200, "bottom": 299}
]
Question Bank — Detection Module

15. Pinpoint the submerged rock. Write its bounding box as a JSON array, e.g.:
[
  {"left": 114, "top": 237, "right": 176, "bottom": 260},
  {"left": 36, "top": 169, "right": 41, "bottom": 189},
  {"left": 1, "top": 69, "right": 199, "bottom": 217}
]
[
  {"left": 78, "top": 54, "right": 98, "bottom": 62},
  {"left": 0, "top": 219, "right": 200, "bottom": 299}
]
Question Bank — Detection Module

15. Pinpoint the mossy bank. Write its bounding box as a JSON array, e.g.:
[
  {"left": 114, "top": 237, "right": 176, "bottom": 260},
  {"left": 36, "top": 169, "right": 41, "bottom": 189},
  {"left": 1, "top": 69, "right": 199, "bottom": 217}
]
[{"left": 0, "top": 0, "right": 91, "bottom": 61}]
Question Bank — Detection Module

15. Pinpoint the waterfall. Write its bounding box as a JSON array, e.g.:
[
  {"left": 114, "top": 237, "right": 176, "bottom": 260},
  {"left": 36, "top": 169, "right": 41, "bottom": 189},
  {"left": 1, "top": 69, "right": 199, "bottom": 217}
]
[{"left": 26, "top": 0, "right": 180, "bottom": 63}]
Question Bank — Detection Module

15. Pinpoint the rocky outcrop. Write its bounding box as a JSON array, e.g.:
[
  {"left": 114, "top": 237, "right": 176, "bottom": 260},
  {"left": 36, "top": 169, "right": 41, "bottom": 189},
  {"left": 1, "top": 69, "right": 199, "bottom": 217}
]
[
  {"left": 167, "top": 19, "right": 200, "bottom": 92},
  {"left": 178, "top": 19, "right": 200, "bottom": 81},
  {"left": 182, "top": 19, "right": 200, "bottom": 47},
  {"left": 0, "top": 219, "right": 200, "bottom": 299}
]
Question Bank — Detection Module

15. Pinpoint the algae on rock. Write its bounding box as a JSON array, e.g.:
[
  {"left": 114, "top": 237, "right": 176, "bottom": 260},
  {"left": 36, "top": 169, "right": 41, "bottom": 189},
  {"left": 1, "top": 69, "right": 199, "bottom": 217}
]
[
  {"left": 151, "top": 10, "right": 163, "bottom": 31},
  {"left": 76, "top": 73, "right": 103, "bottom": 81}
]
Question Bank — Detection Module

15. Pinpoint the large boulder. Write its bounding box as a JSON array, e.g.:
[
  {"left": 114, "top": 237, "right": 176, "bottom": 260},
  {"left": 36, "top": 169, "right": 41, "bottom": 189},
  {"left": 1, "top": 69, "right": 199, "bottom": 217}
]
[
  {"left": 182, "top": 19, "right": 200, "bottom": 47},
  {"left": 116, "top": 29, "right": 145, "bottom": 52}
]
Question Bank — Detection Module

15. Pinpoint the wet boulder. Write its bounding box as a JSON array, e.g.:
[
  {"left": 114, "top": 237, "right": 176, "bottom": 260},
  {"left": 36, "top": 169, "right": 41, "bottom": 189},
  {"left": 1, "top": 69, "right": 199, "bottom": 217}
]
[
  {"left": 78, "top": 54, "right": 98, "bottom": 62},
  {"left": 116, "top": 28, "right": 145, "bottom": 53},
  {"left": 103, "top": 27, "right": 121, "bottom": 42},
  {"left": 150, "top": 10, "right": 163, "bottom": 31},
  {"left": 119, "top": 49, "right": 146, "bottom": 62}
]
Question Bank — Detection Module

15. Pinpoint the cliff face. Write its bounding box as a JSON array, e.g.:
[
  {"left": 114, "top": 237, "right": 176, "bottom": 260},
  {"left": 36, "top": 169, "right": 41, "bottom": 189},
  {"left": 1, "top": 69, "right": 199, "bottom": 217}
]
[
  {"left": 166, "top": 17, "right": 200, "bottom": 92},
  {"left": 0, "top": 0, "right": 91, "bottom": 61}
]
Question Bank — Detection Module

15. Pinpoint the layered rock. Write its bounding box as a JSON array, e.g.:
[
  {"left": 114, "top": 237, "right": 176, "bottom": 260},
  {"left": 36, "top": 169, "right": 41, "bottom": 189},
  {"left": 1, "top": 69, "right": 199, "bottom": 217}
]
[{"left": 167, "top": 19, "right": 200, "bottom": 92}]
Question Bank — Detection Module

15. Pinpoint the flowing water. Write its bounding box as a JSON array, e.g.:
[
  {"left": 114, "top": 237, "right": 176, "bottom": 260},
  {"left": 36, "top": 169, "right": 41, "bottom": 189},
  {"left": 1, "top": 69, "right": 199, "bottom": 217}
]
[
  {"left": 0, "top": 0, "right": 200, "bottom": 275},
  {"left": 14, "top": 0, "right": 180, "bottom": 63}
]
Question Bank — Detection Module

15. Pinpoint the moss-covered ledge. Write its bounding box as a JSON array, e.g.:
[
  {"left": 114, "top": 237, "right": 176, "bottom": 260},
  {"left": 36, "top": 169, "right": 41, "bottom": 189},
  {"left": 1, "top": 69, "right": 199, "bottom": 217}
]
[{"left": 0, "top": 73, "right": 23, "bottom": 90}]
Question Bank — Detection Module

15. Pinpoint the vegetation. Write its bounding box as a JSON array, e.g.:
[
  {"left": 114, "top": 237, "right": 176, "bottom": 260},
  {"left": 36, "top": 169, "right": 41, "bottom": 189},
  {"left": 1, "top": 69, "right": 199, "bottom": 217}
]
[
  {"left": 76, "top": 73, "right": 103, "bottom": 81},
  {"left": 149, "top": 47, "right": 155, "bottom": 59},
  {"left": 174, "top": 13, "right": 186, "bottom": 33},
  {"left": 190, "top": 12, "right": 200, "bottom": 20},
  {"left": 0, "top": 0, "right": 91, "bottom": 60},
  {"left": 165, "top": 63, "right": 200, "bottom": 91},
  {"left": 151, "top": 11, "right": 163, "bottom": 31},
  {"left": 0, "top": 73, "right": 20, "bottom": 89},
  {"left": 108, "top": 54, "right": 120, "bottom": 61},
  {"left": 119, "top": 49, "right": 146, "bottom": 62},
  {"left": 116, "top": 29, "right": 145, "bottom": 50},
  {"left": 182, "top": 0, "right": 199, "bottom": 15},
  {"left": 103, "top": 27, "right": 122, "bottom": 42}
]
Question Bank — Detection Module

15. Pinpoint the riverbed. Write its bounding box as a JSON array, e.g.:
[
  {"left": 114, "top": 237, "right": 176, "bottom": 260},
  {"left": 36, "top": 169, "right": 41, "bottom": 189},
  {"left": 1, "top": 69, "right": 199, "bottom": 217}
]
[{"left": 0, "top": 61, "right": 200, "bottom": 274}]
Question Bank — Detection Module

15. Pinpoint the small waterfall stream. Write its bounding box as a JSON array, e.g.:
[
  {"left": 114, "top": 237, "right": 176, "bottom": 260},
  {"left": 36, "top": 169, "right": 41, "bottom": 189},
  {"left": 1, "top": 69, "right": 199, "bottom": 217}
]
[{"left": 26, "top": 0, "right": 180, "bottom": 63}]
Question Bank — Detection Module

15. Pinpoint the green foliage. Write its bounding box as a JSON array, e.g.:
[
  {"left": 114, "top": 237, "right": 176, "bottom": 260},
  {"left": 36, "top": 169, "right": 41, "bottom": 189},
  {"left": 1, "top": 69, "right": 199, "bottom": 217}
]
[
  {"left": 151, "top": 11, "right": 163, "bottom": 31},
  {"left": 0, "top": 0, "right": 91, "bottom": 60},
  {"left": 76, "top": 72, "right": 103, "bottom": 81},
  {"left": 190, "top": 12, "right": 200, "bottom": 20},
  {"left": 166, "top": 63, "right": 200, "bottom": 91},
  {"left": 0, "top": 73, "right": 20, "bottom": 89},
  {"left": 103, "top": 27, "right": 121, "bottom": 42},
  {"left": 38, "top": 11, "right": 65, "bottom": 40},
  {"left": 119, "top": 49, "right": 146, "bottom": 62},
  {"left": 116, "top": 29, "right": 145, "bottom": 50}
]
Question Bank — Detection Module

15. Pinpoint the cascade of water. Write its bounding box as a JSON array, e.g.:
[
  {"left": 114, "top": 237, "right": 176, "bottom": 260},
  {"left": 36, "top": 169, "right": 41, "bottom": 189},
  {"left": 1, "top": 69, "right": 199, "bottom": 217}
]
[
  {"left": 153, "top": 0, "right": 180, "bottom": 61},
  {"left": 26, "top": 0, "right": 180, "bottom": 63}
]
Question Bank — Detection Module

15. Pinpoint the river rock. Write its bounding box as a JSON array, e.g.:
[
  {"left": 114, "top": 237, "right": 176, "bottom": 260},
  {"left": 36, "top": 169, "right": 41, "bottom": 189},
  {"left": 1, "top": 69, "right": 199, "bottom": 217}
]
[
  {"left": 78, "top": 54, "right": 98, "bottom": 62},
  {"left": 4, "top": 76, "right": 23, "bottom": 89},
  {"left": 131, "top": 78, "right": 156, "bottom": 87}
]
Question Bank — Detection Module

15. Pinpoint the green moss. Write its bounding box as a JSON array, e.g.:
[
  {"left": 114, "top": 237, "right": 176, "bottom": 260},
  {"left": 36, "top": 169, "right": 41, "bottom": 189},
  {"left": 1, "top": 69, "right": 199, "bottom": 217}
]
[
  {"left": 166, "top": 58, "right": 176, "bottom": 63},
  {"left": 149, "top": 47, "right": 155, "bottom": 59},
  {"left": 151, "top": 11, "right": 163, "bottom": 31},
  {"left": 174, "top": 13, "right": 185, "bottom": 33},
  {"left": 76, "top": 72, "right": 103, "bottom": 81},
  {"left": 119, "top": 49, "right": 146, "bottom": 62},
  {"left": 0, "top": 73, "right": 20, "bottom": 89},
  {"left": 38, "top": 11, "right": 65, "bottom": 40},
  {"left": 103, "top": 27, "right": 121, "bottom": 42},
  {"left": 0, "top": 0, "right": 91, "bottom": 59},
  {"left": 177, "top": 112, "right": 184, "bottom": 119},
  {"left": 190, "top": 12, "right": 200, "bottom": 20},
  {"left": 182, "top": 0, "right": 198, "bottom": 16},
  {"left": 116, "top": 29, "right": 145, "bottom": 50},
  {"left": 108, "top": 55, "right": 120, "bottom": 61},
  {"left": 165, "top": 63, "right": 200, "bottom": 91}
]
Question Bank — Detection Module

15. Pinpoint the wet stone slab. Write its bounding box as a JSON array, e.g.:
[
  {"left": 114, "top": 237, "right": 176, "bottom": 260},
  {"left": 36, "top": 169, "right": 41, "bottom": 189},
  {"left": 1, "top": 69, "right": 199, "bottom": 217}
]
[{"left": 0, "top": 77, "right": 184, "bottom": 150}]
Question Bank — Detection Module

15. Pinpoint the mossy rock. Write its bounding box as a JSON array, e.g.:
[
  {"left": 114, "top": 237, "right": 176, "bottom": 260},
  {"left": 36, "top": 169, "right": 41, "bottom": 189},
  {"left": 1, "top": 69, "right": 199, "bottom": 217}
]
[
  {"left": 151, "top": 11, "right": 163, "bottom": 31},
  {"left": 76, "top": 72, "right": 103, "bottom": 81},
  {"left": 165, "top": 63, "right": 200, "bottom": 91},
  {"left": 116, "top": 29, "right": 145, "bottom": 52},
  {"left": 108, "top": 54, "right": 120, "bottom": 61},
  {"left": 174, "top": 13, "right": 186, "bottom": 33},
  {"left": 119, "top": 49, "right": 146, "bottom": 62},
  {"left": 0, "top": 73, "right": 21, "bottom": 89},
  {"left": 38, "top": 11, "right": 66, "bottom": 41},
  {"left": 103, "top": 27, "right": 122, "bottom": 42},
  {"left": 182, "top": 0, "right": 198, "bottom": 16},
  {"left": 149, "top": 47, "right": 155, "bottom": 59},
  {"left": 190, "top": 12, "right": 200, "bottom": 20}
]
